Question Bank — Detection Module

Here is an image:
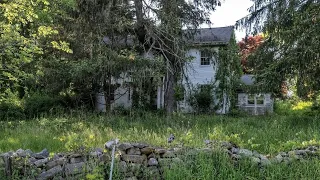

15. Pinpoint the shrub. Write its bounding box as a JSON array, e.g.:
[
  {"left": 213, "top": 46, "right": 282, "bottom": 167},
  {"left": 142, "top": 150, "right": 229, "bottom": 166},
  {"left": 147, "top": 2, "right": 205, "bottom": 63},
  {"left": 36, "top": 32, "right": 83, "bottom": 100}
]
[
  {"left": 0, "top": 101, "right": 25, "bottom": 120},
  {"left": 274, "top": 100, "right": 294, "bottom": 115},
  {"left": 188, "top": 84, "right": 215, "bottom": 113},
  {"left": 24, "top": 93, "right": 64, "bottom": 118},
  {"left": 311, "top": 94, "right": 320, "bottom": 111},
  {"left": 274, "top": 99, "right": 314, "bottom": 116},
  {"left": 0, "top": 90, "right": 25, "bottom": 120}
]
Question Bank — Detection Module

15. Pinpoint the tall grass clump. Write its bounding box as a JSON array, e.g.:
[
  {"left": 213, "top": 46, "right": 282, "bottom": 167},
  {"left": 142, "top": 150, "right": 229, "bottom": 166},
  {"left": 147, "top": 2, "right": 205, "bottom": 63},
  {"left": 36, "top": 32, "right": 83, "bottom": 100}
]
[{"left": 1, "top": 112, "right": 320, "bottom": 155}]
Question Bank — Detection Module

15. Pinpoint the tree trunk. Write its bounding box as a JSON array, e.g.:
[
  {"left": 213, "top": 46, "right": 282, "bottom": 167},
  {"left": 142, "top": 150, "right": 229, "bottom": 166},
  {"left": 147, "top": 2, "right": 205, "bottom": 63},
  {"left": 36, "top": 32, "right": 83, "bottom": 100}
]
[
  {"left": 164, "top": 62, "right": 176, "bottom": 115},
  {"left": 133, "top": 0, "right": 180, "bottom": 115}
]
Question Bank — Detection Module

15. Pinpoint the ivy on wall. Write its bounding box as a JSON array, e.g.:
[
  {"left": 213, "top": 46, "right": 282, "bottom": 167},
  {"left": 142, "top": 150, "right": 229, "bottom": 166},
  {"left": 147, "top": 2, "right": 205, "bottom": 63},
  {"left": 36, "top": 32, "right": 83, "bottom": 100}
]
[{"left": 214, "top": 32, "right": 242, "bottom": 111}]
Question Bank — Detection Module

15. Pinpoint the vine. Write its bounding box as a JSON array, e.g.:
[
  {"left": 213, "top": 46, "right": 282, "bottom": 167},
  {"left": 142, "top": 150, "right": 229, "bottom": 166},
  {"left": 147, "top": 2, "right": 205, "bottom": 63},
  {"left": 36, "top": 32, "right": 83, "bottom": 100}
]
[{"left": 214, "top": 32, "right": 242, "bottom": 112}]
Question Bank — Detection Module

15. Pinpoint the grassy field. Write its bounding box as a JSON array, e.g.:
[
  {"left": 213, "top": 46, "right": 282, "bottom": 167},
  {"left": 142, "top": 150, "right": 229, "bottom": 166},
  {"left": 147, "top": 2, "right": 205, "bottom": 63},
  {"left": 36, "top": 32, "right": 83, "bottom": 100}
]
[
  {"left": 1, "top": 112, "right": 320, "bottom": 155},
  {"left": 2, "top": 113, "right": 320, "bottom": 179}
]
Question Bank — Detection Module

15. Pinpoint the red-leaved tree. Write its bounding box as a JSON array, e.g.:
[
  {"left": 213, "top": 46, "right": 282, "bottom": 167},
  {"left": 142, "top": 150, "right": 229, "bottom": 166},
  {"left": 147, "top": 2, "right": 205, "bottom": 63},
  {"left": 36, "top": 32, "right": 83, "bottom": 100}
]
[{"left": 238, "top": 35, "right": 264, "bottom": 73}]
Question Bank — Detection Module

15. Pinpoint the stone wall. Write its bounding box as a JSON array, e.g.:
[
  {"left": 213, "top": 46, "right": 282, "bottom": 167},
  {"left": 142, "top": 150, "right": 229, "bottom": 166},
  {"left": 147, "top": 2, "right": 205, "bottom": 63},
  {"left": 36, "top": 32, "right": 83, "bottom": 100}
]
[{"left": 1, "top": 141, "right": 320, "bottom": 180}]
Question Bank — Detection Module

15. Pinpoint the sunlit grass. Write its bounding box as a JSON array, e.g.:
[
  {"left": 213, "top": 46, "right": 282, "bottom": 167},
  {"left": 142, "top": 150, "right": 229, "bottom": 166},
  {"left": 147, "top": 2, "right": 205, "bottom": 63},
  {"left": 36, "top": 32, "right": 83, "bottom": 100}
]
[
  {"left": 292, "top": 101, "right": 313, "bottom": 111},
  {"left": 1, "top": 113, "right": 320, "bottom": 156},
  {"left": 2, "top": 113, "right": 320, "bottom": 179}
]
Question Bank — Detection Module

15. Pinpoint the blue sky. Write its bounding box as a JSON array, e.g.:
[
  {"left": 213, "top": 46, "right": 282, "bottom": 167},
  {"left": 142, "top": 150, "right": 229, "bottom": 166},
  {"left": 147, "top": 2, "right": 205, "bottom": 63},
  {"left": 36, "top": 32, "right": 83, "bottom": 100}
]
[{"left": 203, "top": 0, "right": 254, "bottom": 41}]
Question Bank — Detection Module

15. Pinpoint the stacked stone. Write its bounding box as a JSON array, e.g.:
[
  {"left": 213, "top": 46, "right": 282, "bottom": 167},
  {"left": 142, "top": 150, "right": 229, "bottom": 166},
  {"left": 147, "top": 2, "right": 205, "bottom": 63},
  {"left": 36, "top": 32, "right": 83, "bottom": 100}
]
[
  {"left": 1, "top": 142, "right": 320, "bottom": 180},
  {"left": 205, "top": 140, "right": 320, "bottom": 167},
  {"left": 0, "top": 148, "right": 107, "bottom": 179},
  {"left": 111, "top": 142, "right": 184, "bottom": 180},
  {"left": 273, "top": 146, "right": 319, "bottom": 164}
]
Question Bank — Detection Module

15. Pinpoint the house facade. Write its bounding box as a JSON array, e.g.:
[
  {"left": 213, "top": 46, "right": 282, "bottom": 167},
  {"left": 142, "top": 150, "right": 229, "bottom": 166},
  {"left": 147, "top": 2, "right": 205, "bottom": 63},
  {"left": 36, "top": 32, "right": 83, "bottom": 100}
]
[
  {"left": 237, "top": 75, "right": 274, "bottom": 115},
  {"left": 96, "top": 26, "right": 235, "bottom": 113}
]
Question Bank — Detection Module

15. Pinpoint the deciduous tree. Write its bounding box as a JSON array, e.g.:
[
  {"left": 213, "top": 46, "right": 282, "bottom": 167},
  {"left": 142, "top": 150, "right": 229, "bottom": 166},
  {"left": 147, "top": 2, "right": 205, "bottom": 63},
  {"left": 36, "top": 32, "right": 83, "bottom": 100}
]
[
  {"left": 237, "top": 0, "right": 320, "bottom": 97},
  {"left": 238, "top": 34, "right": 264, "bottom": 73}
]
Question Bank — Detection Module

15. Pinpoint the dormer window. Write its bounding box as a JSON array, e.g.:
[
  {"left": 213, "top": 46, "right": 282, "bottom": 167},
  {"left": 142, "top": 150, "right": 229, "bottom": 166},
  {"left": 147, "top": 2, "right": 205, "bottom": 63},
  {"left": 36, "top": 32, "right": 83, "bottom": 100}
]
[{"left": 200, "top": 50, "right": 211, "bottom": 65}]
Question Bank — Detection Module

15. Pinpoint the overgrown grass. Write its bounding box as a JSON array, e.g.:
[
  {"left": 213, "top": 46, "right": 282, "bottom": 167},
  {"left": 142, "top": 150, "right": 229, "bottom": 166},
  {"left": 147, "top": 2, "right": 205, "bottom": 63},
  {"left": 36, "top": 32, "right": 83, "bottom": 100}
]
[
  {"left": 1, "top": 112, "right": 320, "bottom": 155},
  {"left": 2, "top": 112, "right": 320, "bottom": 179},
  {"left": 163, "top": 151, "right": 320, "bottom": 179}
]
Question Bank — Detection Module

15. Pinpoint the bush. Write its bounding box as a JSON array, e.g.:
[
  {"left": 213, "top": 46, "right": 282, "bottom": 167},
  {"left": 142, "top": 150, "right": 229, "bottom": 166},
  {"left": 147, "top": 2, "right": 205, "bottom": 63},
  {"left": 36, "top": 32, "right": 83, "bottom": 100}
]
[
  {"left": 0, "top": 101, "right": 25, "bottom": 120},
  {"left": 274, "top": 100, "right": 294, "bottom": 115},
  {"left": 24, "top": 93, "right": 64, "bottom": 118},
  {"left": 0, "top": 90, "right": 25, "bottom": 120},
  {"left": 274, "top": 98, "right": 319, "bottom": 116},
  {"left": 188, "top": 84, "right": 215, "bottom": 113}
]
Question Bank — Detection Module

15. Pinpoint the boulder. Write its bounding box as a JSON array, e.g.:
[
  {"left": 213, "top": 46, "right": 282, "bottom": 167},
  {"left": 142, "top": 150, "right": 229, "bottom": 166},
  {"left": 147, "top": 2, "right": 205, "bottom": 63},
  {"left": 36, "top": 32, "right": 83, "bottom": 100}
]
[
  {"left": 37, "top": 165, "right": 62, "bottom": 179},
  {"left": 105, "top": 139, "right": 119, "bottom": 150},
  {"left": 90, "top": 148, "right": 104, "bottom": 157},
  {"left": 34, "top": 158, "right": 49, "bottom": 167},
  {"left": 275, "top": 154, "right": 283, "bottom": 163},
  {"left": 122, "top": 154, "right": 147, "bottom": 164},
  {"left": 33, "top": 149, "right": 49, "bottom": 159},
  {"left": 148, "top": 158, "right": 159, "bottom": 166},
  {"left": 260, "top": 155, "right": 271, "bottom": 166},
  {"left": 221, "top": 141, "right": 234, "bottom": 149},
  {"left": 251, "top": 157, "right": 260, "bottom": 165},
  {"left": 118, "top": 161, "right": 128, "bottom": 173},
  {"left": 306, "top": 146, "right": 317, "bottom": 152},
  {"left": 127, "top": 148, "right": 141, "bottom": 155},
  {"left": 141, "top": 147, "right": 154, "bottom": 155},
  {"left": 239, "top": 149, "right": 253, "bottom": 157},
  {"left": 65, "top": 162, "right": 85, "bottom": 176},
  {"left": 231, "top": 147, "right": 239, "bottom": 154},
  {"left": 154, "top": 149, "right": 166, "bottom": 154},
  {"left": 295, "top": 150, "right": 307, "bottom": 156},
  {"left": 132, "top": 143, "right": 148, "bottom": 148},
  {"left": 16, "top": 149, "right": 27, "bottom": 157},
  {"left": 118, "top": 143, "right": 134, "bottom": 151}
]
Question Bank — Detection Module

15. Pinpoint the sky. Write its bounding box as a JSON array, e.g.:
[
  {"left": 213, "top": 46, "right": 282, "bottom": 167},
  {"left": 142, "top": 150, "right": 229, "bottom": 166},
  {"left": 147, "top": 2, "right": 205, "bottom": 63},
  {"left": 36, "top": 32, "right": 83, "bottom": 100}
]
[{"left": 202, "top": 0, "right": 254, "bottom": 41}]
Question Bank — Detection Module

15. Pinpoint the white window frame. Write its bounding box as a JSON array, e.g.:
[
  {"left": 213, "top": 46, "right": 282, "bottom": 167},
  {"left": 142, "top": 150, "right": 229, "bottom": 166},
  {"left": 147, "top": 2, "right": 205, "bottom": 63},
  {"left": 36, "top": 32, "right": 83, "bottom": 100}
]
[{"left": 200, "top": 50, "right": 211, "bottom": 66}]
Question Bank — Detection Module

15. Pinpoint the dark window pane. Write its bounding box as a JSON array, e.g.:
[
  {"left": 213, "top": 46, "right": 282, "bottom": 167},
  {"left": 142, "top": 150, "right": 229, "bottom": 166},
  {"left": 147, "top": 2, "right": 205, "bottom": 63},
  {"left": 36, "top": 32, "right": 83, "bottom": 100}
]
[{"left": 200, "top": 50, "right": 211, "bottom": 65}]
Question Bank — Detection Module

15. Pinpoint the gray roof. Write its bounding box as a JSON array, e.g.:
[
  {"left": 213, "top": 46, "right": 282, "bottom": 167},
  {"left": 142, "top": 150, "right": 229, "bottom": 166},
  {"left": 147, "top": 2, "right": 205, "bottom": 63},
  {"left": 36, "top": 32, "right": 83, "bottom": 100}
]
[
  {"left": 240, "top": 75, "right": 255, "bottom": 85},
  {"left": 185, "top": 26, "right": 234, "bottom": 45},
  {"left": 103, "top": 26, "right": 234, "bottom": 46}
]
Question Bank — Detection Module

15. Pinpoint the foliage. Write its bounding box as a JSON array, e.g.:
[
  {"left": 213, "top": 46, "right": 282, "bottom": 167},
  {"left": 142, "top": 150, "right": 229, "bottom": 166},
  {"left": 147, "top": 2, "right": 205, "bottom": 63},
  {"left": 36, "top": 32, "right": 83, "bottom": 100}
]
[
  {"left": 0, "top": 90, "right": 25, "bottom": 120},
  {"left": 132, "top": 0, "right": 224, "bottom": 114},
  {"left": 188, "top": 84, "right": 215, "bottom": 113},
  {"left": 237, "top": 0, "right": 320, "bottom": 98},
  {"left": 24, "top": 93, "right": 64, "bottom": 118},
  {"left": 2, "top": 112, "right": 320, "bottom": 155},
  {"left": 238, "top": 34, "right": 265, "bottom": 73},
  {"left": 0, "top": 0, "right": 73, "bottom": 101},
  {"left": 3, "top": 114, "right": 320, "bottom": 178},
  {"left": 274, "top": 99, "right": 317, "bottom": 116},
  {"left": 215, "top": 32, "right": 242, "bottom": 112}
]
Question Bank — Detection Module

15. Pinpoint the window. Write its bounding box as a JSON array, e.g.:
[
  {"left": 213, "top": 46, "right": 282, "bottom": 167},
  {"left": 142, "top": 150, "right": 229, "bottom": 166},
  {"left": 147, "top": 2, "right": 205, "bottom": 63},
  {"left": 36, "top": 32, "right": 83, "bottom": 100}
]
[
  {"left": 248, "top": 94, "right": 255, "bottom": 105},
  {"left": 247, "top": 94, "right": 264, "bottom": 105},
  {"left": 256, "top": 94, "right": 264, "bottom": 104},
  {"left": 200, "top": 50, "right": 211, "bottom": 65}
]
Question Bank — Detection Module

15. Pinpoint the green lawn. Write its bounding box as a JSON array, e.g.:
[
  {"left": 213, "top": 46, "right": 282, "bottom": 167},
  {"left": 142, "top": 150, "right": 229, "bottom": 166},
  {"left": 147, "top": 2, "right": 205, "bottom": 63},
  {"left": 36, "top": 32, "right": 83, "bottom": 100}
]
[{"left": 1, "top": 113, "right": 320, "bottom": 155}]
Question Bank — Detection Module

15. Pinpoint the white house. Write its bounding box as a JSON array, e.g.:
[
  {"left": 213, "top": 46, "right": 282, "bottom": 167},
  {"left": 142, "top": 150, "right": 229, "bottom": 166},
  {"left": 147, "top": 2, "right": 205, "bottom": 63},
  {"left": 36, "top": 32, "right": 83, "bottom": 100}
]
[
  {"left": 97, "top": 26, "right": 235, "bottom": 113},
  {"left": 237, "top": 75, "right": 274, "bottom": 115}
]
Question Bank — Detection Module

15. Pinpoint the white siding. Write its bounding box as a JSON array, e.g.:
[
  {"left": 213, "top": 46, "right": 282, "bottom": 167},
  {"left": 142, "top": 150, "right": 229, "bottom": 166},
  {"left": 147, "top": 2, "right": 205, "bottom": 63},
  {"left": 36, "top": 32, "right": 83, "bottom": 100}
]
[
  {"left": 114, "top": 87, "right": 132, "bottom": 108},
  {"left": 184, "top": 48, "right": 218, "bottom": 85},
  {"left": 180, "top": 48, "right": 224, "bottom": 113}
]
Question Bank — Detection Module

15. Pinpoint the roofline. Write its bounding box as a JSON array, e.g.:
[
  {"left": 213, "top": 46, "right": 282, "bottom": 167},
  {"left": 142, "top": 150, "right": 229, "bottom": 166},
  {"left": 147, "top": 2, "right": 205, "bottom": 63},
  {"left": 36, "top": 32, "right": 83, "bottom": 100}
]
[
  {"left": 187, "top": 41, "right": 229, "bottom": 47},
  {"left": 183, "top": 25, "right": 234, "bottom": 31}
]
